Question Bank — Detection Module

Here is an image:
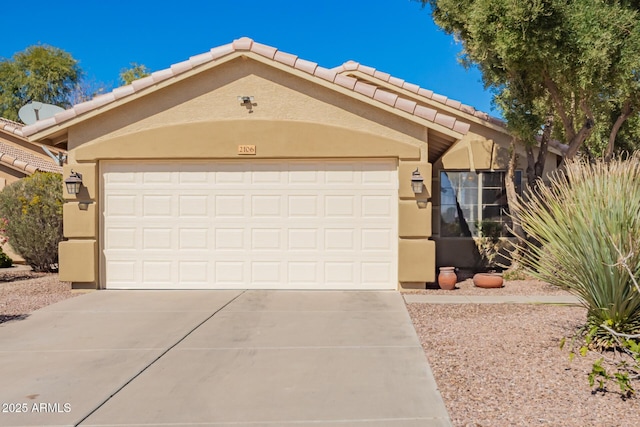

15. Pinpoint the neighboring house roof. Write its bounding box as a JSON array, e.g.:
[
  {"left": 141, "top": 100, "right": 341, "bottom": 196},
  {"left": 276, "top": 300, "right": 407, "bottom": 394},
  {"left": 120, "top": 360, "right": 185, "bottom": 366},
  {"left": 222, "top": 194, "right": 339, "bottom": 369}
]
[
  {"left": 0, "top": 118, "right": 63, "bottom": 174},
  {"left": 20, "top": 37, "right": 495, "bottom": 143},
  {"left": 0, "top": 117, "right": 26, "bottom": 138}
]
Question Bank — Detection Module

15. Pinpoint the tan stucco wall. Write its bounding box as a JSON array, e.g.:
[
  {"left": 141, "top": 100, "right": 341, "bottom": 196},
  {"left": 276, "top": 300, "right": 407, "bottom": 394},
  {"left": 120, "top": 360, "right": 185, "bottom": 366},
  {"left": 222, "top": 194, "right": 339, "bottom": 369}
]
[
  {"left": 59, "top": 58, "right": 439, "bottom": 290},
  {"left": 67, "top": 58, "right": 427, "bottom": 151},
  {"left": 73, "top": 121, "right": 421, "bottom": 162},
  {"left": 0, "top": 166, "right": 25, "bottom": 189},
  {"left": 58, "top": 240, "right": 97, "bottom": 282}
]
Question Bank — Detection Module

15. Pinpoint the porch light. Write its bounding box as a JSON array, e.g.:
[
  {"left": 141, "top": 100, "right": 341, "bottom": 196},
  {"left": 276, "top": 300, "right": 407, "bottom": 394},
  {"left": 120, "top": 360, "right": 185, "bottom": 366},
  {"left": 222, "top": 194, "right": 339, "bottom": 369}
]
[
  {"left": 64, "top": 170, "right": 83, "bottom": 195},
  {"left": 411, "top": 168, "right": 424, "bottom": 194}
]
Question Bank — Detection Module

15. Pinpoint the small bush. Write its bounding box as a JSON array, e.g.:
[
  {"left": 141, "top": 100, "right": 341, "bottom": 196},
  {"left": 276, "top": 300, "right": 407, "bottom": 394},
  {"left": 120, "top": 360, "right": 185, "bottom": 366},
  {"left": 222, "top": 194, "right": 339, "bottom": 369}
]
[
  {"left": 502, "top": 267, "right": 526, "bottom": 281},
  {"left": 0, "top": 247, "right": 12, "bottom": 268},
  {"left": 0, "top": 172, "right": 63, "bottom": 272}
]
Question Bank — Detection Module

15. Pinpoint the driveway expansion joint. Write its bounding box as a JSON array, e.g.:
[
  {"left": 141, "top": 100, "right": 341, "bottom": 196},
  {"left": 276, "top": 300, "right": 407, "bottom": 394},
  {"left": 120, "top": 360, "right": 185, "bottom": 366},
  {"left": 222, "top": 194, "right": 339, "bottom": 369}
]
[{"left": 72, "top": 290, "right": 247, "bottom": 427}]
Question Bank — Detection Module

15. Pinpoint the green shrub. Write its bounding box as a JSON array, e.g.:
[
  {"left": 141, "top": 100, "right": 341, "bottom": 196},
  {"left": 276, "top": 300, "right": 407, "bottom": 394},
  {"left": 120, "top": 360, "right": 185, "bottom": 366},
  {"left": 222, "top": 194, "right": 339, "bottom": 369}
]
[
  {"left": 0, "top": 247, "right": 12, "bottom": 268},
  {"left": 0, "top": 172, "right": 63, "bottom": 272},
  {"left": 514, "top": 153, "right": 640, "bottom": 343}
]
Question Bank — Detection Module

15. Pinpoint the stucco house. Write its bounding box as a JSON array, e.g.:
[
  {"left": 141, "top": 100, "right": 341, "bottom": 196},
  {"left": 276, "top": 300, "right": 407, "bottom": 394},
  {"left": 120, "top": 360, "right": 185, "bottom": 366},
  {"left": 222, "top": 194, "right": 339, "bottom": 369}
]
[
  {"left": 19, "top": 37, "right": 560, "bottom": 290},
  {"left": 0, "top": 118, "right": 63, "bottom": 186}
]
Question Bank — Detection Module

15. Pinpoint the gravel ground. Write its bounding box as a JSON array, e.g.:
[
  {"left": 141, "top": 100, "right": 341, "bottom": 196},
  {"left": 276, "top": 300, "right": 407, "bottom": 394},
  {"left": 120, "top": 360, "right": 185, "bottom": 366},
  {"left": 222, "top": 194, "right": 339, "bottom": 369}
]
[
  {"left": 2, "top": 269, "right": 638, "bottom": 424},
  {"left": 0, "top": 268, "right": 76, "bottom": 324},
  {"left": 406, "top": 279, "right": 640, "bottom": 426}
]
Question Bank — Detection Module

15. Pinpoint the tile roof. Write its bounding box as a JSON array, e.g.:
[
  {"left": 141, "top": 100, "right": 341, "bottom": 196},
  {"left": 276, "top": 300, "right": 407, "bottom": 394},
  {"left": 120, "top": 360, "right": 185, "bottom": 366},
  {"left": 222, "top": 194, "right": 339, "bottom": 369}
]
[
  {"left": 334, "top": 60, "right": 507, "bottom": 128},
  {"left": 0, "top": 119, "right": 63, "bottom": 174},
  {"left": 0, "top": 117, "right": 26, "bottom": 138},
  {"left": 22, "top": 37, "right": 477, "bottom": 139}
]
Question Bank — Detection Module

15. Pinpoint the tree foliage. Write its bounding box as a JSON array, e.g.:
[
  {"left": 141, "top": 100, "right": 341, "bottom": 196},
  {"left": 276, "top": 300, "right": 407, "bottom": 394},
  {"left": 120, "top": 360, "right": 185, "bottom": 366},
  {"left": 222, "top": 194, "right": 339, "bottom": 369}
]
[
  {"left": 0, "top": 172, "right": 64, "bottom": 272},
  {"left": 424, "top": 0, "right": 640, "bottom": 161},
  {"left": 119, "top": 62, "right": 150, "bottom": 85},
  {"left": 0, "top": 45, "right": 82, "bottom": 121}
]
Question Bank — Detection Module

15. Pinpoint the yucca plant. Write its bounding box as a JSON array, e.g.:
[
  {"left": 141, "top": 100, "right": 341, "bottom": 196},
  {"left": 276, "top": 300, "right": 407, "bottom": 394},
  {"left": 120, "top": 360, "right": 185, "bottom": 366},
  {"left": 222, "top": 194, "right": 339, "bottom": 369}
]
[{"left": 513, "top": 153, "right": 640, "bottom": 345}]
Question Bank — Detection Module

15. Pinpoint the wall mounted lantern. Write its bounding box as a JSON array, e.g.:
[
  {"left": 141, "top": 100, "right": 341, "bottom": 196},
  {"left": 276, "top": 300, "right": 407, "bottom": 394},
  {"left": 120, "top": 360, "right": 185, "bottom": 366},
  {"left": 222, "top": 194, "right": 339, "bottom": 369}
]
[
  {"left": 237, "top": 96, "right": 254, "bottom": 105},
  {"left": 64, "top": 170, "right": 83, "bottom": 195},
  {"left": 411, "top": 168, "right": 424, "bottom": 194}
]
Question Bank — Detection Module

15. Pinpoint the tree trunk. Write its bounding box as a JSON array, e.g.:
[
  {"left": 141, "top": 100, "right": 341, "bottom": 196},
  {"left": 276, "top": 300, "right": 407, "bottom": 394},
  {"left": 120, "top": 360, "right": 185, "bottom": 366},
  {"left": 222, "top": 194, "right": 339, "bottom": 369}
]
[
  {"left": 564, "top": 118, "right": 595, "bottom": 159},
  {"left": 605, "top": 101, "right": 633, "bottom": 162},
  {"left": 535, "top": 114, "right": 553, "bottom": 177},
  {"left": 504, "top": 139, "right": 527, "bottom": 272}
]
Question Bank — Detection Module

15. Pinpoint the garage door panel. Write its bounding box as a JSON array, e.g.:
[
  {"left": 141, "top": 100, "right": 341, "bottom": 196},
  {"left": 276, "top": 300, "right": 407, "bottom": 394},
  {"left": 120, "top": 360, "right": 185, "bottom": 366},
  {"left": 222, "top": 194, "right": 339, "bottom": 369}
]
[
  {"left": 179, "top": 261, "right": 209, "bottom": 284},
  {"left": 103, "top": 160, "right": 397, "bottom": 289},
  {"left": 178, "top": 228, "right": 209, "bottom": 249},
  {"left": 251, "top": 195, "right": 283, "bottom": 217},
  {"left": 287, "top": 228, "right": 318, "bottom": 250},
  {"left": 215, "top": 261, "right": 244, "bottom": 284},
  {"left": 142, "top": 228, "right": 173, "bottom": 250},
  {"left": 105, "top": 195, "right": 137, "bottom": 216},
  {"left": 143, "top": 261, "right": 173, "bottom": 283},
  {"left": 214, "top": 195, "right": 245, "bottom": 217},
  {"left": 178, "top": 195, "right": 209, "bottom": 216}
]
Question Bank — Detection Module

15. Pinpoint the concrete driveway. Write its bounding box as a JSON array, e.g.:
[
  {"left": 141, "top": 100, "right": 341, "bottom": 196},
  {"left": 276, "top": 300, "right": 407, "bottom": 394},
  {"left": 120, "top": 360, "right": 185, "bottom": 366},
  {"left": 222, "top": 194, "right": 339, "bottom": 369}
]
[{"left": 0, "top": 290, "right": 451, "bottom": 426}]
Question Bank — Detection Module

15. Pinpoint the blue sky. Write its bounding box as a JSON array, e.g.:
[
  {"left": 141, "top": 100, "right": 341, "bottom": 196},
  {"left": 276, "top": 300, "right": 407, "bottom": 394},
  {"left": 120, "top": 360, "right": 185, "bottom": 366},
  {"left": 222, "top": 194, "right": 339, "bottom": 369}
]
[{"left": 3, "top": 0, "right": 498, "bottom": 116}]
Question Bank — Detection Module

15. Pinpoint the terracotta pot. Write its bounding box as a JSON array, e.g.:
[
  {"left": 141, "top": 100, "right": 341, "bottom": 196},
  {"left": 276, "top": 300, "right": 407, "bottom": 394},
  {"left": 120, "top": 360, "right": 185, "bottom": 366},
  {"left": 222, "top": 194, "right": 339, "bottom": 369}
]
[
  {"left": 438, "top": 267, "right": 457, "bottom": 290},
  {"left": 473, "top": 273, "right": 504, "bottom": 288}
]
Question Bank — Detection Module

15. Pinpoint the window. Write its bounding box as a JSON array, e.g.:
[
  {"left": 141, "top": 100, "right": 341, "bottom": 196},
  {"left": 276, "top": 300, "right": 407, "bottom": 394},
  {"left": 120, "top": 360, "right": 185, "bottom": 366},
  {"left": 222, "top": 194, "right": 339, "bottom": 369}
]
[{"left": 440, "top": 171, "right": 522, "bottom": 237}]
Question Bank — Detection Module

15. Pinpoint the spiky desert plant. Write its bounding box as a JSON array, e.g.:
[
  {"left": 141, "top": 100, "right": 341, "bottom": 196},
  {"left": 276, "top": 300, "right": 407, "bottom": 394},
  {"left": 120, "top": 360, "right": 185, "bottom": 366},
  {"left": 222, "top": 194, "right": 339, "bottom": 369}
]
[{"left": 514, "top": 153, "right": 640, "bottom": 344}]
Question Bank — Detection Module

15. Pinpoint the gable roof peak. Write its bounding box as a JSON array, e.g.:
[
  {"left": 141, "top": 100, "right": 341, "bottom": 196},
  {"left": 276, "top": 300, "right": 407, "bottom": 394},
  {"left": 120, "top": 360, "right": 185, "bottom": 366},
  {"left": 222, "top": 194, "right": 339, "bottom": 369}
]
[{"left": 22, "top": 38, "right": 474, "bottom": 139}]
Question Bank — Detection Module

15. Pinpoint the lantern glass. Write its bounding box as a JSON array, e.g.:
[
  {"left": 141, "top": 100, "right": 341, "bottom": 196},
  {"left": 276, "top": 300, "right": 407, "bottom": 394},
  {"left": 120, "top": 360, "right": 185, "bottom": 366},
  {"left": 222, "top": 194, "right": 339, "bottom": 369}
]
[
  {"left": 411, "top": 168, "right": 424, "bottom": 194},
  {"left": 64, "top": 172, "right": 83, "bottom": 195}
]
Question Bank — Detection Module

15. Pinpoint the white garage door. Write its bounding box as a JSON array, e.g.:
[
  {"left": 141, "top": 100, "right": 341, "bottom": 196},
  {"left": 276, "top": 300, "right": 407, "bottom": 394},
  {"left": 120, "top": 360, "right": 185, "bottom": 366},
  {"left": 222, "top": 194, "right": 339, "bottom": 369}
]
[{"left": 102, "top": 160, "right": 398, "bottom": 290}]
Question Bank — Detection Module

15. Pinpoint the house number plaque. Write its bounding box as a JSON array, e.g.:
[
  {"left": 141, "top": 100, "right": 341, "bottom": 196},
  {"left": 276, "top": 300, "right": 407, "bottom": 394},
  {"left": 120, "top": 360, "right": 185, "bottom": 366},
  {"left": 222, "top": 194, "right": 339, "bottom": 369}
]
[{"left": 238, "top": 145, "right": 256, "bottom": 155}]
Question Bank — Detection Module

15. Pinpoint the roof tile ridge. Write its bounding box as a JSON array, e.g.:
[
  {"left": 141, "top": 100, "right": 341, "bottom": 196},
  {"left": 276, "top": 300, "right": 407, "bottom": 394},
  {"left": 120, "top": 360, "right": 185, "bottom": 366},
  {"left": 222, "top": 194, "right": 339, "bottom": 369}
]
[
  {"left": 0, "top": 117, "right": 24, "bottom": 128},
  {"left": 23, "top": 41, "right": 241, "bottom": 138},
  {"left": 270, "top": 54, "right": 455, "bottom": 129},
  {"left": 0, "top": 148, "right": 44, "bottom": 174},
  {"left": 337, "top": 59, "right": 504, "bottom": 127},
  {"left": 1, "top": 121, "right": 26, "bottom": 138}
]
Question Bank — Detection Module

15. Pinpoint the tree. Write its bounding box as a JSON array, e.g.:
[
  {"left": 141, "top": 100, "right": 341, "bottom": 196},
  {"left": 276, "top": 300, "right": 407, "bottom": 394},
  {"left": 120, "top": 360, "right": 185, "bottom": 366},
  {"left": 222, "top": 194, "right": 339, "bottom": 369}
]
[
  {"left": 0, "top": 45, "right": 82, "bottom": 121},
  {"left": 424, "top": 0, "right": 640, "bottom": 163},
  {"left": 119, "top": 62, "right": 150, "bottom": 86},
  {"left": 423, "top": 0, "right": 640, "bottom": 273}
]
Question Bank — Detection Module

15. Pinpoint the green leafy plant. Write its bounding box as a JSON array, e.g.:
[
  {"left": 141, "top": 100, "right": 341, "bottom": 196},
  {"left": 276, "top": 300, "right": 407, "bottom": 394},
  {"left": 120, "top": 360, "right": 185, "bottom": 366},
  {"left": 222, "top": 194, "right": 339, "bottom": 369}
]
[
  {"left": 562, "top": 325, "right": 639, "bottom": 397},
  {"left": 502, "top": 267, "right": 527, "bottom": 281},
  {"left": 0, "top": 217, "right": 12, "bottom": 268},
  {"left": 0, "top": 172, "right": 63, "bottom": 272},
  {"left": 0, "top": 247, "right": 13, "bottom": 268}
]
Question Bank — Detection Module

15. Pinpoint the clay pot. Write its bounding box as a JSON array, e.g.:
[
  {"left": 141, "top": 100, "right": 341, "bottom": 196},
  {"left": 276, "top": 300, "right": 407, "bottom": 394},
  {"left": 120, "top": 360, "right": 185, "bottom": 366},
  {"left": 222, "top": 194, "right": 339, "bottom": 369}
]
[
  {"left": 438, "top": 267, "right": 457, "bottom": 290},
  {"left": 473, "top": 273, "right": 504, "bottom": 288}
]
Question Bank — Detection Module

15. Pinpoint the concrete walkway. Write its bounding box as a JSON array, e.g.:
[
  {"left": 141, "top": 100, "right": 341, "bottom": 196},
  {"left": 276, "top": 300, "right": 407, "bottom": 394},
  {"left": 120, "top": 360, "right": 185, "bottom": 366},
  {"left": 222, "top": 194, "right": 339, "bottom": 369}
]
[
  {"left": 0, "top": 290, "right": 451, "bottom": 427},
  {"left": 404, "top": 293, "right": 581, "bottom": 305}
]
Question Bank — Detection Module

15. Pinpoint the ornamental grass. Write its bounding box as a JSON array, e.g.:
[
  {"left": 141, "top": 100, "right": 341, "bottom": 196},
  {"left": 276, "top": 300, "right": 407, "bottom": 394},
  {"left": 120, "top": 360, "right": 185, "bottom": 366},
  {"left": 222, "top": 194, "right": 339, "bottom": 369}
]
[{"left": 514, "top": 153, "right": 640, "bottom": 344}]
